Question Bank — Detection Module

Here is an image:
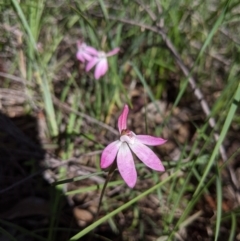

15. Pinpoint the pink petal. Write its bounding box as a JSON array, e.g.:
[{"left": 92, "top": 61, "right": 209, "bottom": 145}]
[
  {"left": 106, "top": 47, "right": 120, "bottom": 57},
  {"left": 135, "top": 135, "right": 167, "bottom": 146},
  {"left": 117, "top": 142, "right": 137, "bottom": 188},
  {"left": 76, "top": 51, "right": 85, "bottom": 62},
  {"left": 118, "top": 104, "right": 129, "bottom": 133},
  {"left": 101, "top": 140, "right": 121, "bottom": 169},
  {"left": 86, "top": 46, "right": 98, "bottom": 56},
  {"left": 94, "top": 58, "right": 108, "bottom": 79},
  {"left": 86, "top": 57, "right": 99, "bottom": 72},
  {"left": 130, "top": 141, "right": 165, "bottom": 171},
  {"left": 82, "top": 52, "right": 93, "bottom": 62}
]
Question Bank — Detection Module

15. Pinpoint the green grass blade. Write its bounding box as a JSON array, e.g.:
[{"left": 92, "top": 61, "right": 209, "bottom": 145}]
[
  {"left": 11, "top": 0, "right": 37, "bottom": 49},
  {"left": 228, "top": 213, "right": 236, "bottom": 241},
  {"left": 70, "top": 4, "right": 99, "bottom": 44},
  {"left": 130, "top": 62, "right": 156, "bottom": 103},
  {"left": 36, "top": 71, "right": 59, "bottom": 136},
  {"left": 197, "top": 0, "right": 231, "bottom": 61},
  {"left": 65, "top": 180, "right": 123, "bottom": 196},
  {"left": 0, "top": 226, "right": 17, "bottom": 241},
  {"left": 169, "top": 83, "right": 240, "bottom": 239},
  {"left": 194, "top": 82, "right": 240, "bottom": 196},
  {"left": 214, "top": 167, "right": 222, "bottom": 241},
  {"left": 53, "top": 171, "right": 105, "bottom": 185},
  {"left": 169, "top": 148, "right": 240, "bottom": 240},
  {"left": 0, "top": 219, "right": 47, "bottom": 241},
  {"left": 69, "top": 170, "right": 179, "bottom": 240},
  {"left": 98, "top": 0, "right": 109, "bottom": 20}
]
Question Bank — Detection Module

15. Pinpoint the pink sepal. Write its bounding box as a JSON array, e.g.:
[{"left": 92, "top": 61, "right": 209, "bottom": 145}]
[
  {"left": 130, "top": 141, "right": 165, "bottom": 171},
  {"left": 85, "top": 46, "right": 98, "bottom": 56},
  {"left": 118, "top": 104, "right": 129, "bottom": 133},
  {"left": 117, "top": 142, "right": 137, "bottom": 188},
  {"left": 106, "top": 47, "right": 120, "bottom": 57},
  {"left": 76, "top": 52, "right": 85, "bottom": 62},
  {"left": 136, "top": 135, "right": 167, "bottom": 146},
  {"left": 94, "top": 58, "right": 108, "bottom": 79},
  {"left": 86, "top": 57, "right": 99, "bottom": 72},
  {"left": 101, "top": 140, "right": 121, "bottom": 169}
]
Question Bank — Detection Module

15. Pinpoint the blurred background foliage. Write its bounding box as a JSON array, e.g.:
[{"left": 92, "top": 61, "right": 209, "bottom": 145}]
[{"left": 0, "top": 0, "right": 240, "bottom": 240}]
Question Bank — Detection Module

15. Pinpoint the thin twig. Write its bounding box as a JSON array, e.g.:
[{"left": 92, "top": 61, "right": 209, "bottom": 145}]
[
  {"left": 133, "top": 0, "right": 157, "bottom": 21},
  {"left": 220, "top": 28, "right": 240, "bottom": 45},
  {"left": 0, "top": 72, "right": 32, "bottom": 86},
  {"left": 0, "top": 169, "right": 44, "bottom": 194}
]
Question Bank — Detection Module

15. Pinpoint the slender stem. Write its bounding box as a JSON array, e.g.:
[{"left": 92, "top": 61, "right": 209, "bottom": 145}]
[
  {"left": 88, "top": 163, "right": 116, "bottom": 241},
  {"left": 96, "top": 163, "right": 117, "bottom": 220}
]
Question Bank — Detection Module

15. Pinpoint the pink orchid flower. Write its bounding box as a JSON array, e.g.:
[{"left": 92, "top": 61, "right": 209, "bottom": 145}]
[
  {"left": 100, "top": 104, "right": 166, "bottom": 188},
  {"left": 76, "top": 41, "right": 98, "bottom": 63},
  {"left": 86, "top": 47, "right": 120, "bottom": 80}
]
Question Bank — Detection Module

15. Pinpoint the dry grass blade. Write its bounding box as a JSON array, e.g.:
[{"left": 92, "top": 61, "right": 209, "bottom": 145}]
[{"left": 0, "top": 72, "right": 32, "bottom": 86}]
